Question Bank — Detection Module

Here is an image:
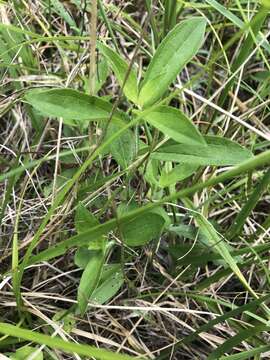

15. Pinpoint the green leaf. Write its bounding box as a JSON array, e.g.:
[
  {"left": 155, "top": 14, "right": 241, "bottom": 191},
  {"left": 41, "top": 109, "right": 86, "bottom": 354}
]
[
  {"left": 138, "top": 17, "right": 206, "bottom": 107},
  {"left": 0, "top": 322, "right": 136, "bottom": 360},
  {"left": 91, "top": 264, "right": 124, "bottom": 304},
  {"left": 74, "top": 203, "right": 105, "bottom": 269},
  {"left": 122, "top": 213, "right": 164, "bottom": 246},
  {"left": 24, "top": 88, "right": 126, "bottom": 124},
  {"left": 118, "top": 204, "right": 167, "bottom": 247},
  {"left": 150, "top": 206, "right": 171, "bottom": 229},
  {"left": 105, "top": 122, "right": 136, "bottom": 168},
  {"left": 152, "top": 136, "right": 252, "bottom": 166},
  {"left": 159, "top": 163, "right": 198, "bottom": 187},
  {"left": 97, "top": 42, "right": 138, "bottom": 103},
  {"left": 144, "top": 159, "right": 161, "bottom": 187},
  {"left": 74, "top": 247, "right": 93, "bottom": 269},
  {"left": 142, "top": 106, "right": 206, "bottom": 145},
  {"left": 99, "top": 264, "right": 122, "bottom": 283},
  {"left": 75, "top": 203, "right": 99, "bottom": 234},
  {"left": 77, "top": 250, "right": 104, "bottom": 315},
  {"left": 8, "top": 346, "right": 43, "bottom": 360}
]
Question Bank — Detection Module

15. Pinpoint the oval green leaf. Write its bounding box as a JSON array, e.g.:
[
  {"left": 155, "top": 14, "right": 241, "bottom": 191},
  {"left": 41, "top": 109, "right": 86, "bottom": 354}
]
[
  {"left": 75, "top": 202, "right": 99, "bottom": 234},
  {"left": 142, "top": 105, "right": 206, "bottom": 145},
  {"left": 105, "top": 122, "right": 136, "bottom": 169},
  {"left": 159, "top": 163, "right": 198, "bottom": 187},
  {"left": 77, "top": 250, "right": 104, "bottom": 315},
  {"left": 152, "top": 136, "right": 253, "bottom": 166},
  {"left": 24, "top": 88, "right": 126, "bottom": 124},
  {"left": 91, "top": 264, "right": 124, "bottom": 305},
  {"left": 138, "top": 17, "right": 206, "bottom": 107},
  {"left": 97, "top": 42, "right": 138, "bottom": 103},
  {"left": 119, "top": 204, "right": 168, "bottom": 247}
]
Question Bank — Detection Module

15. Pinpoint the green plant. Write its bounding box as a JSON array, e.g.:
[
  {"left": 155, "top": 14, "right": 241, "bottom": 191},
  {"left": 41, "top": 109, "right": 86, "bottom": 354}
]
[{"left": 1, "top": 1, "right": 270, "bottom": 359}]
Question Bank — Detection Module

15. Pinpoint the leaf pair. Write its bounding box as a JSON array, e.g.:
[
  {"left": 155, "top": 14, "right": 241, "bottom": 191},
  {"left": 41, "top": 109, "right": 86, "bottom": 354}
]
[
  {"left": 74, "top": 203, "right": 168, "bottom": 314},
  {"left": 97, "top": 16, "right": 251, "bottom": 168},
  {"left": 25, "top": 86, "right": 252, "bottom": 168},
  {"left": 142, "top": 105, "right": 252, "bottom": 171},
  {"left": 74, "top": 203, "right": 106, "bottom": 315},
  {"left": 75, "top": 219, "right": 124, "bottom": 310},
  {"left": 23, "top": 17, "right": 208, "bottom": 171},
  {"left": 24, "top": 17, "right": 207, "bottom": 118}
]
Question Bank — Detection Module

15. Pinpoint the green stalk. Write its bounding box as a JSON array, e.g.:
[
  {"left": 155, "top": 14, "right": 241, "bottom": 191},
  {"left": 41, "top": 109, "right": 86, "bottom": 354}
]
[
  {"left": 145, "top": 0, "right": 159, "bottom": 46},
  {"left": 89, "top": 0, "right": 98, "bottom": 95},
  {"left": 98, "top": 0, "right": 119, "bottom": 51},
  {"left": 217, "top": 4, "right": 269, "bottom": 109},
  {"left": 0, "top": 323, "right": 135, "bottom": 360},
  {"left": 163, "top": 0, "right": 177, "bottom": 37},
  {"left": 0, "top": 155, "right": 20, "bottom": 237}
]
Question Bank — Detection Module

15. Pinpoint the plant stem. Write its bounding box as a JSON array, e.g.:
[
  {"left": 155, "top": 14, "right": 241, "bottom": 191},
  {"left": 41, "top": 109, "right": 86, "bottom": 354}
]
[{"left": 89, "top": 0, "right": 98, "bottom": 95}]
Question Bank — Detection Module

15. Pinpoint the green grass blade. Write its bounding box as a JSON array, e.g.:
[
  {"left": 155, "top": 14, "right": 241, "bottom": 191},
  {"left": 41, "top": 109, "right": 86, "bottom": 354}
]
[
  {"left": 183, "top": 199, "right": 261, "bottom": 301},
  {"left": 219, "top": 344, "right": 270, "bottom": 359},
  {"left": 156, "top": 294, "right": 270, "bottom": 359},
  {"left": 205, "top": 0, "right": 244, "bottom": 27},
  {"left": 0, "top": 155, "right": 20, "bottom": 234},
  {"left": 228, "top": 168, "right": 270, "bottom": 239},
  {"left": 207, "top": 325, "right": 269, "bottom": 360},
  {"left": 163, "top": 0, "right": 177, "bottom": 37},
  {"left": 0, "top": 323, "right": 138, "bottom": 360},
  {"left": 218, "top": 5, "right": 269, "bottom": 108}
]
